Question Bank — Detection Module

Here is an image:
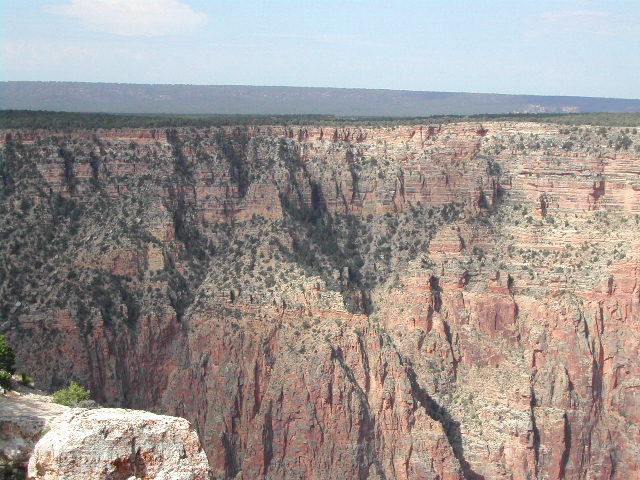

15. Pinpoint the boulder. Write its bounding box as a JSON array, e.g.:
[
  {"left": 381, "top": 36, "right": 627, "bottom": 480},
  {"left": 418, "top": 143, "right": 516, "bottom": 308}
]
[{"left": 27, "top": 408, "right": 210, "bottom": 480}]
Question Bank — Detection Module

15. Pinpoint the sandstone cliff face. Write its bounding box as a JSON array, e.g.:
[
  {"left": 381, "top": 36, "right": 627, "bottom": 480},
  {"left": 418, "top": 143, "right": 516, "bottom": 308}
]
[{"left": 1, "top": 122, "right": 639, "bottom": 479}]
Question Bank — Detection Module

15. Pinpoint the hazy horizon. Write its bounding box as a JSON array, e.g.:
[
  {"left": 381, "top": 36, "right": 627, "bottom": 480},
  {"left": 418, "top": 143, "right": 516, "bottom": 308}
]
[
  {"left": 2, "top": 1, "right": 640, "bottom": 99},
  {"left": 4, "top": 80, "right": 640, "bottom": 101},
  {"left": 4, "top": 81, "right": 640, "bottom": 115}
]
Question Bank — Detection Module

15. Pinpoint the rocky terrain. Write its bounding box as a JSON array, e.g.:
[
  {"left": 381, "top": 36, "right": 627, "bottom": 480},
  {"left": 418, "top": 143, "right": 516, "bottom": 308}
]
[
  {"left": 0, "top": 384, "right": 69, "bottom": 477},
  {"left": 0, "top": 382, "right": 210, "bottom": 479},
  {"left": 1, "top": 120, "right": 639, "bottom": 479},
  {"left": 28, "top": 408, "right": 210, "bottom": 479}
]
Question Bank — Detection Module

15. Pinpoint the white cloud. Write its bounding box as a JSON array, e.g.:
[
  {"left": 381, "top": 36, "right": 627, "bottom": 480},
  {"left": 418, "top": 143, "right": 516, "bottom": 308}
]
[{"left": 46, "top": 0, "right": 207, "bottom": 37}]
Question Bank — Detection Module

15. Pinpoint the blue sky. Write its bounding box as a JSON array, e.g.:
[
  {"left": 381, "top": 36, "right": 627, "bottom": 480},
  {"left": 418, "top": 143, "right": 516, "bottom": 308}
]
[{"left": 2, "top": 0, "right": 639, "bottom": 98}]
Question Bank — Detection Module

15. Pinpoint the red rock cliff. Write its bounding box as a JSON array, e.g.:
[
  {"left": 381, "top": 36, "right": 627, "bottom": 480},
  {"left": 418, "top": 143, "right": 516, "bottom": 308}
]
[{"left": 1, "top": 122, "right": 639, "bottom": 479}]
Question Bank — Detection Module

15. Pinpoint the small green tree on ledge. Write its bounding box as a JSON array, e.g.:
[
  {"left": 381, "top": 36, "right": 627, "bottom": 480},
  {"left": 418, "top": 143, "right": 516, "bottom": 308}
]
[
  {"left": 52, "top": 381, "right": 91, "bottom": 407},
  {"left": 0, "top": 334, "right": 16, "bottom": 389},
  {"left": 0, "top": 334, "right": 15, "bottom": 374}
]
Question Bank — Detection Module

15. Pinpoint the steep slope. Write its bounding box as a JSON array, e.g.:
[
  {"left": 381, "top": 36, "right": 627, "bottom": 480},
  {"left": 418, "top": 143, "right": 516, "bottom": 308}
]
[{"left": 1, "top": 121, "right": 639, "bottom": 479}]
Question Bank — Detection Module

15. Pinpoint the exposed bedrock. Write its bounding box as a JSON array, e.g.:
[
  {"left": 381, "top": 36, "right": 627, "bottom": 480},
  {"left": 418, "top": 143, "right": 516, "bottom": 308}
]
[
  {"left": 1, "top": 122, "right": 639, "bottom": 478},
  {"left": 27, "top": 408, "right": 211, "bottom": 479}
]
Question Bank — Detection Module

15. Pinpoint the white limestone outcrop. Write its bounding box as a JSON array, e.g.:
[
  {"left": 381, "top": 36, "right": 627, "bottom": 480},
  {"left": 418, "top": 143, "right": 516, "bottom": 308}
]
[{"left": 27, "top": 408, "right": 211, "bottom": 479}]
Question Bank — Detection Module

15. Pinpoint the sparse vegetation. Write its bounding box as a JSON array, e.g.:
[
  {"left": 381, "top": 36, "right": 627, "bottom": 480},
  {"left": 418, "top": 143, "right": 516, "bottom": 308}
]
[
  {"left": 0, "top": 334, "right": 15, "bottom": 388},
  {"left": 0, "top": 114, "right": 638, "bottom": 443},
  {"left": 52, "top": 381, "right": 91, "bottom": 406},
  {"left": 17, "top": 373, "right": 34, "bottom": 388},
  {"left": 0, "top": 370, "right": 12, "bottom": 390},
  {"left": 3, "top": 110, "right": 640, "bottom": 130}
]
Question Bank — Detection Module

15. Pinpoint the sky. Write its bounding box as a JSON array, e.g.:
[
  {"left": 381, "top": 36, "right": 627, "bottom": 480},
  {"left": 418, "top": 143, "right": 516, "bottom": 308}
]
[{"left": 1, "top": 0, "right": 639, "bottom": 98}]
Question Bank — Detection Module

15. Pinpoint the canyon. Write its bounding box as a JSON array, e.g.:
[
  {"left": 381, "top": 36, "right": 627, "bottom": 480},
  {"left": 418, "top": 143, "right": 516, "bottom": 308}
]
[{"left": 0, "top": 120, "right": 639, "bottom": 479}]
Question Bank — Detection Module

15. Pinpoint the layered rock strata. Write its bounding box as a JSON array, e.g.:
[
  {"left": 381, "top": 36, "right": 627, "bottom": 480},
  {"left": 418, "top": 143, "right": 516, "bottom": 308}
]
[{"left": 1, "top": 122, "right": 639, "bottom": 479}]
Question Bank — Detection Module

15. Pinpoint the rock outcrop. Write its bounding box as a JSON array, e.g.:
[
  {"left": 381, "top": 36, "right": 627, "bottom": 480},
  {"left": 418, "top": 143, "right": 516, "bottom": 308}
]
[
  {"left": 27, "top": 408, "right": 210, "bottom": 479},
  {"left": 0, "top": 385, "right": 69, "bottom": 476},
  {"left": 1, "top": 121, "right": 639, "bottom": 479}
]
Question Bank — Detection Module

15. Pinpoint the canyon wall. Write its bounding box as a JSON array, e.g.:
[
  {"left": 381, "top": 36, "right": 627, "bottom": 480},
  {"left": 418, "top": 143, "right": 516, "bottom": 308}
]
[{"left": 1, "top": 122, "right": 639, "bottom": 479}]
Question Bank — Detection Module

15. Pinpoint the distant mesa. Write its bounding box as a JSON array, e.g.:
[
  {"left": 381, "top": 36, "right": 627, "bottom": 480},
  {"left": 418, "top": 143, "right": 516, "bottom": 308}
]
[{"left": 1, "top": 81, "right": 639, "bottom": 116}]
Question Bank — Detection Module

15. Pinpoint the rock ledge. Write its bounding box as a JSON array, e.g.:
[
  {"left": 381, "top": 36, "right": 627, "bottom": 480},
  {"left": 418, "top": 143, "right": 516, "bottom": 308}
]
[{"left": 27, "top": 408, "right": 211, "bottom": 480}]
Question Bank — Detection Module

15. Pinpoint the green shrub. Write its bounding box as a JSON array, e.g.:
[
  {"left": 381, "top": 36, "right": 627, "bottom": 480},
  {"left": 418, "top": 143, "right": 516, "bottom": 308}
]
[
  {"left": 74, "top": 399, "right": 101, "bottom": 409},
  {"left": 0, "top": 370, "right": 12, "bottom": 389},
  {"left": 0, "top": 461, "right": 27, "bottom": 480},
  {"left": 18, "top": 373, "right": 34, "bottom": 387},
  {"left": 52, "top": 381, "right": 91, "bottom": 406},
  {"left": 0, "top": 334, "right": 15, "bottom": 374}
]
